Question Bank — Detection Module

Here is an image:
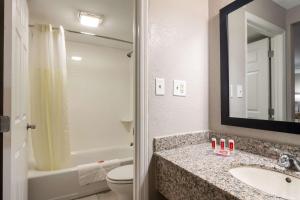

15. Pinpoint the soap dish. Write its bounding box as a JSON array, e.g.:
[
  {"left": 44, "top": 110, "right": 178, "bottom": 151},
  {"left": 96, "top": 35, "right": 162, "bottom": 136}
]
[{"left": 214, "top": 149, "right": 231, "bottom": 156}]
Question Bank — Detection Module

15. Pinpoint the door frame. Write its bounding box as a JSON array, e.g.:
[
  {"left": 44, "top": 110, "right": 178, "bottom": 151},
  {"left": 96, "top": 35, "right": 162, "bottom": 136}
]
[
  {"left": 134, "top": 0, "right": 149, "bottom": 199},
  {"left": 0, "top": 0, "right": 4, "bottom": 198}
]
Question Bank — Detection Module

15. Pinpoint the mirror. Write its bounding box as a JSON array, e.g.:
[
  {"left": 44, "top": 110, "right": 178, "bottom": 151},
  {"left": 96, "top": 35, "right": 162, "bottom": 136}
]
[{"left": 220, "top": 0, "right": 300, "bottom": 133}]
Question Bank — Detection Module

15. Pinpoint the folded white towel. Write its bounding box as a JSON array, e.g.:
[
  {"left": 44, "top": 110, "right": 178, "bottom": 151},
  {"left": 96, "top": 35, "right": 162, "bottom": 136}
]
[{"left": 77, "top": 159, "right": 121, "bottom": 186}]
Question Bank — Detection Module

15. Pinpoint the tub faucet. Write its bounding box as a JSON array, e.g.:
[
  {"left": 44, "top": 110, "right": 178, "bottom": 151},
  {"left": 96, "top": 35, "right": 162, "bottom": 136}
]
[{"left": 278, "top": 153, "right": 300, "bottom": 172}]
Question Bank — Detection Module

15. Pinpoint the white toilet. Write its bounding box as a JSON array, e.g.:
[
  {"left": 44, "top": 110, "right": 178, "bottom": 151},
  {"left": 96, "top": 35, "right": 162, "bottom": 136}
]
[{"left": 106, "top": 164, "right": 133, "bottom": 200}]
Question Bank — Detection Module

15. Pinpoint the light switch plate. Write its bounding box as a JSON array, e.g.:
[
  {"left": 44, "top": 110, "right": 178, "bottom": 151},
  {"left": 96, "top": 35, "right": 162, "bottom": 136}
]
[
  {"left": 237, "top": 85, "right": 243, "bottom": 98},
  {"left": 155, "top": 78, "right": 165, "bottom": 96},
  {"left": 173, "top": 80, "right": 186, "bottom": 97}
]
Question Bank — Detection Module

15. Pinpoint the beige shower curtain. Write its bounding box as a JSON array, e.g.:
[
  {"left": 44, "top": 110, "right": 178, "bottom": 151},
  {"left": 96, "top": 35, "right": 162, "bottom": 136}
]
[{"left": 29, "top": 25, "right": 71, "bottom": 170}]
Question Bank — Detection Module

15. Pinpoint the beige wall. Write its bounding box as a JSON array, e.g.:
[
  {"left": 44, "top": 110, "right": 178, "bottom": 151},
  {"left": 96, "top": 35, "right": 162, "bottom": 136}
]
[
  {"left": 148, "top": 0, "right": 209, "bottom": 198},
  {"left": 209, "top": 0, "right": 300, "bottom": 145},
  {"left": 148, "top": 0, "right": 209, "bottom": 140},
  {"left": 246, "top": 0, "right": 286, "bottom": 29},
  {"left": 228, "top": 9, "right": 247, "bottom": 118},
  {"left": 287, "top": 5, "right": 300, "bottom": 25}
]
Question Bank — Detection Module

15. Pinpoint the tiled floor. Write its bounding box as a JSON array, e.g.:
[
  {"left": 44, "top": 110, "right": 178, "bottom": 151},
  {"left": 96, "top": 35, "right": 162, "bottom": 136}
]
[{"left": 76, "top": 191, "right": 117, "bottom": 200}]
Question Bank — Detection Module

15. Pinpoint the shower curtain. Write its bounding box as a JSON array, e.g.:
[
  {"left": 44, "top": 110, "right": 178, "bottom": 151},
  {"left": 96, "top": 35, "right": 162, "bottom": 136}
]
[{"left": 29, "top": 25, "right": 71, "bottom": 170}]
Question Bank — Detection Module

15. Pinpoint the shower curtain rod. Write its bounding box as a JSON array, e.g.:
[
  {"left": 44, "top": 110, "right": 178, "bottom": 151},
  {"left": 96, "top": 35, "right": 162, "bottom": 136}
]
[{"left": 29, "top": 24, "right": 133, "bottom": 44}]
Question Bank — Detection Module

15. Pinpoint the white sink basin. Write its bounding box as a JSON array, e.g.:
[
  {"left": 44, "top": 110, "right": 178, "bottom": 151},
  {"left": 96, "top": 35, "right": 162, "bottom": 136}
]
[{"left": 229, "top": 167, "right": 300, "bottom": 200}]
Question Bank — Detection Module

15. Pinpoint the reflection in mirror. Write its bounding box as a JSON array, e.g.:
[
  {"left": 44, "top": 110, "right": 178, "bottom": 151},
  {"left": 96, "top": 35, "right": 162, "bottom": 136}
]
[
  {"left": 227, "top": 0, "right": 300, "bottom": 122},
  {"left": 294, "top": 22, "right": 300, "bottom": 121}
]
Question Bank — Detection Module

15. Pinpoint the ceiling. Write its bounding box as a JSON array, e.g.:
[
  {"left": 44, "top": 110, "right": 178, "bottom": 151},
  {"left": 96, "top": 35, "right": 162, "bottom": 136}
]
[
  {"left": 272, "top": 0, "right": 300, "bottom": 10},
  {"left": 28, "top": 0, "right": 133, "bottom": 48}
]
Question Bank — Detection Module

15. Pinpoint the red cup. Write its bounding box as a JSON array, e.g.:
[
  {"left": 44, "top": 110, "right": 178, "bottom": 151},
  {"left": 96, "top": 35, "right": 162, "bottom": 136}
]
[
  {"left": 220, "top": 139, "right": 225, "bottom": 150},
  {"left": 229, "top": 139, "right": 235, "bottom": 151},
  {"left": 211, "top": 138, "right": 216, "bottom": 149}
]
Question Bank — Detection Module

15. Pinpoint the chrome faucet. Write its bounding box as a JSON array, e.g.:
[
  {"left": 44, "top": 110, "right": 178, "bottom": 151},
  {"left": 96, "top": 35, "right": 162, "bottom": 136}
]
[{"left": 278, "top": 153, "right": 300, "bottom": 172}]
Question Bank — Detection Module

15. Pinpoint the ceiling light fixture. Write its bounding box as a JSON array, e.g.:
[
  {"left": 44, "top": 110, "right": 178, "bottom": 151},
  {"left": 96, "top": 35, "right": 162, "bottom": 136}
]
[
  {"left": 71, "top": 56, "right": 82, "bottom": 61},
  {"left": 79, "top": 11, "right": 103, "bottom": 28}
]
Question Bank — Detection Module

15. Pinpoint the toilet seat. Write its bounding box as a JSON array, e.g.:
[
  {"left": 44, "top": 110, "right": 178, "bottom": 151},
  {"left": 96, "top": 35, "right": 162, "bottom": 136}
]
[
  {"left": 106, "top": 178, "right": 132, "bottom": 184},
  {"left": 106, "top": 165, "right": 133, "bottom": 184}
]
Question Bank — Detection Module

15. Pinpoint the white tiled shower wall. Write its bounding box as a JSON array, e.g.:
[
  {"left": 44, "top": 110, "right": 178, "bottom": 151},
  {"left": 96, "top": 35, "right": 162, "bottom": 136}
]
[{"left": 66, "top": 41, "right": 133, "bottom": 152}]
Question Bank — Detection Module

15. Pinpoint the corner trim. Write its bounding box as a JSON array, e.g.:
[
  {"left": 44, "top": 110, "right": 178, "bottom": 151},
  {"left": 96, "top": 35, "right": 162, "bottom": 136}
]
[{"left": 134, "top": 0, "right": 149, "bottom": 199}]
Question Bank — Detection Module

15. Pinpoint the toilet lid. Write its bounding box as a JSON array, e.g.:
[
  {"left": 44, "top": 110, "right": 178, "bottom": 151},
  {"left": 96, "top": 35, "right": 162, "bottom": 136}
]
[{"left": 107, "top": 165, "right": 133, "bottom": 181}]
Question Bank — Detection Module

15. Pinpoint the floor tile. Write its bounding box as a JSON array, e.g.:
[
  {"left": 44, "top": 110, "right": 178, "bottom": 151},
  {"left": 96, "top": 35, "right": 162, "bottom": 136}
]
[
  {"left": 97, "top": 191, "right": 117, "bottom": 200},
  {"left": 76, "top": 191, "right": 117, "bottom": 200},
  {"left": 76, "top": 195, "right": 98, "bottom": 200}
]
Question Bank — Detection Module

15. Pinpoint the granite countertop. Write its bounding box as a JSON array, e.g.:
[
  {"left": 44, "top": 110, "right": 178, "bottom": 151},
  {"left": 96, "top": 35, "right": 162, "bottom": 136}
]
[{"left": 155, "top": 143, "right": 300, "bottom": 200}]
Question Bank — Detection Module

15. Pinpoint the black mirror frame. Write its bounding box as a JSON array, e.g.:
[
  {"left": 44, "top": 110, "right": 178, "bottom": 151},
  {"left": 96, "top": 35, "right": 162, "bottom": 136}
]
[{"left": 220, "top": 0, "right": 300, "bottom": 134}]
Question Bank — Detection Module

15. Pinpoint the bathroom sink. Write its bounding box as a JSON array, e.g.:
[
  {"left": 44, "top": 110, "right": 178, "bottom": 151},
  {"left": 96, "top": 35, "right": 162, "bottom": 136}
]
[{"left": 229, "top": 167, "right": 300, "bottom": 200}]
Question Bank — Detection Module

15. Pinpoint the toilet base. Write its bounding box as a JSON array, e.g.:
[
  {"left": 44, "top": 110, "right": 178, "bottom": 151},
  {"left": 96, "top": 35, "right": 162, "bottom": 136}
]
[{"left": 107, "top": 181, "right": 133, "bottom": 200}]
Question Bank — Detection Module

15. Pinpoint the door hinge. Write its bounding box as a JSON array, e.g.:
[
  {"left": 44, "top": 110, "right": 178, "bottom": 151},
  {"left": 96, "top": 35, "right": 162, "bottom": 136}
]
[
  {"left": 0, "top": 116, "right": 10, "bottom": 133},
  {"left": 268, "top": 50, "right": 274, "bottom": 58}
]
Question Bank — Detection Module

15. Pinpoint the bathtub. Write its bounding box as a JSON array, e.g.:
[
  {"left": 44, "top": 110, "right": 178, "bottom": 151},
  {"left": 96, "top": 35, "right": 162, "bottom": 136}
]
[{"left": 28, "top": 146, "right": 133, "bottom": 200}]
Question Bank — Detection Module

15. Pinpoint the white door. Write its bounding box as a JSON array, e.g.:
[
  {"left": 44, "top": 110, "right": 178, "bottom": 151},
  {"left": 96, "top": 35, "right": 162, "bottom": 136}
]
[
  {"left": 246, "top": 38, "right": 269, "bottom": 120},
  {"left": 3, "top": 0, "right": 29, "bottom": 199}
]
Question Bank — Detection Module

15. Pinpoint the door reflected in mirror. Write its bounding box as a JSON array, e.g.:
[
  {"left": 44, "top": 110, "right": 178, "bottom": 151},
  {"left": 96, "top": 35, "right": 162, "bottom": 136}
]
[{"left": 227, "top": 0, "right": 300, "bottom": 122}]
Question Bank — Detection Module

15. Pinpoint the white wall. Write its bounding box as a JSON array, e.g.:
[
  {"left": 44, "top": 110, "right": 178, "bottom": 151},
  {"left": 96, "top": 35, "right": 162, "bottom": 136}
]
[
  {"left": 147, "top": 0, "right": 209, "bottom": 198},
  {"left": 66, "top": 41, "right": 133, "bottom": 152},
  {"left": 209, "top": 0, "right": 300, "bottom": 145}
]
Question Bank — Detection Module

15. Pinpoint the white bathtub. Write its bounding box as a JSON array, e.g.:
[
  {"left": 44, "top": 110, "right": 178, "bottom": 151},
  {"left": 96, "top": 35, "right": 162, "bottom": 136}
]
[{"left": 28, "top": 146, "right": 133, "bottom": 200}]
